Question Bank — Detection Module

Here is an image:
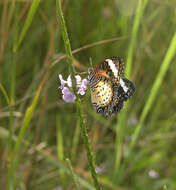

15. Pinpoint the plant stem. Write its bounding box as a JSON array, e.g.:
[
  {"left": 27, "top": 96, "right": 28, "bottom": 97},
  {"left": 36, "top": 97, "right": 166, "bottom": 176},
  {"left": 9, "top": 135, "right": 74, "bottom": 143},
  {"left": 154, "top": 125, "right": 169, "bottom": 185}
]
[
  {"left": 76, "top": 100, "right": 101, "bottom": 189},
  {"left": 56, "top": 1, "right": 101, "bottom": 189}
]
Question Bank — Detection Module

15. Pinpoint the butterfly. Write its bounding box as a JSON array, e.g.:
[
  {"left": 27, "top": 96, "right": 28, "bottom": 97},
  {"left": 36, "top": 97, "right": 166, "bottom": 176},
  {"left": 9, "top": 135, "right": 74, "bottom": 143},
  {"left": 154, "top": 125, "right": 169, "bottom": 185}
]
[{"left": 88, "top": 57, "right": 135, "bottom": 118}]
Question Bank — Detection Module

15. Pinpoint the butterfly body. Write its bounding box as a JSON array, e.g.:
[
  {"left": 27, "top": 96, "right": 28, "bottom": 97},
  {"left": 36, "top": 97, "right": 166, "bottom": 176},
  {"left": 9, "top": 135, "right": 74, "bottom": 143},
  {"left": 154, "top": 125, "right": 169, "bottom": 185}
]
[{"left": 88, "top": 57, "right": 135, "bottom": 117}]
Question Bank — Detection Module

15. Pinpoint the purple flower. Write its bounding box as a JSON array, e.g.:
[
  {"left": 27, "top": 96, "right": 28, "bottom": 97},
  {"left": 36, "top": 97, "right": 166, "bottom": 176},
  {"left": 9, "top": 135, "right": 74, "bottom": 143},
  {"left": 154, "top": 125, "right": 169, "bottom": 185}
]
[
  {"left": 58, "top": 74, "right": 88, "bottom": 103},
  {"left": 62, "top": 87, "right": 76, "bottom": 102},
  {"left": 58, "top": 74, "right": 67, "bottom": 90},
  {"left": 77, "top": 79, "right": 89, "bottom": 95},
  {"left": 95, "top": 166, "right": 106, "bottom": 174},
  {"left": 149, "top": 170, "right": 159, "bottom": 179},
  {"left": 56, "top": 187, "right": 63, "bottom": 190}
]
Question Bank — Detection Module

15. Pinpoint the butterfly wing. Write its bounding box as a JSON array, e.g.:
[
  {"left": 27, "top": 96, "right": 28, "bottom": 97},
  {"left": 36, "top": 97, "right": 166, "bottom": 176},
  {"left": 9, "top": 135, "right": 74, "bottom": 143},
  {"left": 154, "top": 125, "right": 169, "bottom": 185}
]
[{"left": 118, "top": 77, "right": 135, "bottom": 102}]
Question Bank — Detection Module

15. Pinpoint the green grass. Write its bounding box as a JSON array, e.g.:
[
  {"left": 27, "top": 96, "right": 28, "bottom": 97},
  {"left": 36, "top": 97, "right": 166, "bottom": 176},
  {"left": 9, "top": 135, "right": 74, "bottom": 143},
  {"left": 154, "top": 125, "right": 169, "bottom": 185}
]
[
  {"left": 0, "top": 0, "right": 176, "bottom": 189},
  {"left": 7, "top": 84, "right": 43, "bottom": 189},
  {"left": 129, "top": 32, "right": 176, "bottom": 152},
  {"left": 14, "top": 0, "right": 41, "bottom": 52},
  {"left": 114, "top": 0, "right": 148, "bottom": 175}
]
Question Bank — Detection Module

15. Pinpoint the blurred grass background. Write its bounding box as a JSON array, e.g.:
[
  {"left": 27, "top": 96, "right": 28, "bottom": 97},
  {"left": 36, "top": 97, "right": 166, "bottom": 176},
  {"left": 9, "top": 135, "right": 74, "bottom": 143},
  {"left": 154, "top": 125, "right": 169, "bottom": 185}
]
[{"left": 0, "top": 0, "right": 176, "bottom": 189}]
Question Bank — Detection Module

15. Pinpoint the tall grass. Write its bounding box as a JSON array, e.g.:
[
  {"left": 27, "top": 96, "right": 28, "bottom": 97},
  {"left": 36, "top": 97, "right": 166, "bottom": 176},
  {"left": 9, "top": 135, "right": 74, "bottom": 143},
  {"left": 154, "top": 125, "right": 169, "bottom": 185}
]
[
  {"left": 118, "top": 32, "right": 176, "bottom": 181},
  {"left": 114, "top": 0, "right": 148, "bottom": 175},
  {"left": 7, "top": 84, "right": 43, "bottom": 189},
  {"left": 6, "top": 0, "right": 42, "bottom": 189},
  {"left": 1, "top": 0, "right": 176, "bottom": 189},
  {"left": 129, "top": 32, "right": 176, "bottom": 152}
]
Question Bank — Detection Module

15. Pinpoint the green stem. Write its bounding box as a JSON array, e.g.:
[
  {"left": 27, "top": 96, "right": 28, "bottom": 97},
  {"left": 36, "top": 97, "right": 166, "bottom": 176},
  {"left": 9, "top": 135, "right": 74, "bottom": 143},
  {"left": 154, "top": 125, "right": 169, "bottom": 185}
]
[
  {"left": 56, "top": 1, "right": 101, "bottom": 188},
  {"left": 76, "top": 100, "right": 101, "bottom": 190},
  {"left": 56, "top": 0, "right": 76, "bottom": 92}
]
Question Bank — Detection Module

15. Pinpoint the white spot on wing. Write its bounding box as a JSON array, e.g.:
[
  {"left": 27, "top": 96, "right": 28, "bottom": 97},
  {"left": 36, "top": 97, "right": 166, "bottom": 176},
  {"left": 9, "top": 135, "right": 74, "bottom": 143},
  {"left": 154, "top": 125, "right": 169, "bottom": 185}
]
[
  {"left": 120, "top": 78, "right": 128, "bottom": 92},
  {"left": 106, "top": 59, "right": 118, "bottom": 78}
]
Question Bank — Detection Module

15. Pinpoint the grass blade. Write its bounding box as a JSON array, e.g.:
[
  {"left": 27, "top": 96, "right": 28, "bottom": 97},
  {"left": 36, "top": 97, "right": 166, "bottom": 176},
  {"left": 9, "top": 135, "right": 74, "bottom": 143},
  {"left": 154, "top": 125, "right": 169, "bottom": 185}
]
[
  {"left": 66, "top": 158, "right": 80, "bottom": 190},
  {"left": 56, "top": 114, "right": 64, "bottom": 161},
  {"left": 0, "top": 83, "right": 10, "bottom": 105},
  {"left": 56, "top": 113, "right": 65, "bottom": 183},
  {"left": 0, "top": 83, "right": 13, "bottom": 157},
  {"left": 14, "top": 0, "right": 40, "bottom": 52},
  {"left": 126, "top": 0, "right": 148, "bottom": 77},
  {"left": 71, "top": 120, "right": 81, "bottom": 160},
  {"left": 114, "top": 0, "right": 148, "bottom": 175}
]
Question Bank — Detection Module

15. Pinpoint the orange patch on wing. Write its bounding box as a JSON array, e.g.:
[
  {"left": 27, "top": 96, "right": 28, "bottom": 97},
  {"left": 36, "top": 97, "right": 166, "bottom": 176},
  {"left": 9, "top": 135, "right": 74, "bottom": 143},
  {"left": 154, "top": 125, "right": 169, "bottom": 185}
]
[{"left": 95, "top": 70, "right": 109, "bottom": 78}]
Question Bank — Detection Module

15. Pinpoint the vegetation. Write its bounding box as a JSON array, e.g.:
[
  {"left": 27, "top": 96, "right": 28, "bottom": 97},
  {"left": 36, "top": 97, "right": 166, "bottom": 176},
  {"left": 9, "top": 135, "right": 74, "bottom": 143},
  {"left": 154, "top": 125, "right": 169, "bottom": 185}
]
[{"left": 0, "top": 0, "right": 176, "bottom": 189}]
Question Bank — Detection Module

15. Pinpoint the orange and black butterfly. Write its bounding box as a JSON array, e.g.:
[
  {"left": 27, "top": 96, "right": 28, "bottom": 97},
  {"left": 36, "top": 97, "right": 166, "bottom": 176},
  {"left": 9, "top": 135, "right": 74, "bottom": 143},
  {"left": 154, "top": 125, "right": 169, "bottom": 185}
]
[{"left": 88, "top": 57, "right": 135, "bottom": 117}]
